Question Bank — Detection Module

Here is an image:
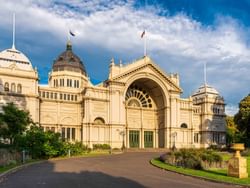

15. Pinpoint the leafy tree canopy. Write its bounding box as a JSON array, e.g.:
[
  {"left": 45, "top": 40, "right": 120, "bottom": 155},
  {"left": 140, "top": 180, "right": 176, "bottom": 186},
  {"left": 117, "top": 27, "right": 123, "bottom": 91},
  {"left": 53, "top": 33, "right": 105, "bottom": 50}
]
[
  {"left": 234, "top": 94, "right": 250, "bottom": 146},
  {"left": 0, "top": 102, "right": 33, "bottom": 144}
]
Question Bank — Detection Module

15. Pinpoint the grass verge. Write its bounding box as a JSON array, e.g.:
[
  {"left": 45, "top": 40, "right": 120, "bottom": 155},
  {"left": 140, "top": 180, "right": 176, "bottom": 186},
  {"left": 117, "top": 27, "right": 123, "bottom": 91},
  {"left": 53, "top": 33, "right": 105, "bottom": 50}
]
[
  {"left": 0, "top": 159, "right": 41, "bottom": 174},
  {"left": 151, "top": 157, "right": 250, "bottom": 187},
  {"left": 0, "top": 150, "right": 115, "bottom": 174}
]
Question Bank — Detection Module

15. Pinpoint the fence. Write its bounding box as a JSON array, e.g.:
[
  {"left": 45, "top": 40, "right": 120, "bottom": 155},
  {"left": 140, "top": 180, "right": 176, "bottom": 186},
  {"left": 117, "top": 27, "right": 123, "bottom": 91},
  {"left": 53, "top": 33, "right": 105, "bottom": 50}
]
[{"left": 0, "top": 149, "right": 30, "bottom": 167}]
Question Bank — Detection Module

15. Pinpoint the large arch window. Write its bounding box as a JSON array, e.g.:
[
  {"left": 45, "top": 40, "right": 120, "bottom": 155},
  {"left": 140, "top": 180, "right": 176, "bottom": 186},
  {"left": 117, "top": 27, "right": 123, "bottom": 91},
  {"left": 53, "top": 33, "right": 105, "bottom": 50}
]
[
  {"left": 125, "top": 85, "right": 153, "bottom": 108},
  {"left": 94, "top": 117, "right": 105, "bottom": 124}
]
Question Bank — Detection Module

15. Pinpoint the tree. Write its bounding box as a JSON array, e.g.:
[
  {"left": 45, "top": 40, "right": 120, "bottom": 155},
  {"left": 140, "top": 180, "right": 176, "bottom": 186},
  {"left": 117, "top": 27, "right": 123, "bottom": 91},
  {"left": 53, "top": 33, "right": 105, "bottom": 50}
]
[
  {"left": 234, "top": 94, "right": 250, "bottom": 146},
  {"left": 0, "top": 103, "right": 33, "bottom": 144},
  {"left": 16, "top": 125, "right": 64, "bottom": 159},
  {"left": 226, "top": 116, "right": 238, "bottom": 144}
]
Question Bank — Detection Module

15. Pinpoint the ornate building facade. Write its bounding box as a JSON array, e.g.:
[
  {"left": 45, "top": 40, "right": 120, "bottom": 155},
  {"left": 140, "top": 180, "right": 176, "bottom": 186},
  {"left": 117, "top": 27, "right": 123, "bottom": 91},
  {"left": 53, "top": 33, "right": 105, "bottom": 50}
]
[{"left": 0, "top": 41, "right": 226, "bottom": 149}]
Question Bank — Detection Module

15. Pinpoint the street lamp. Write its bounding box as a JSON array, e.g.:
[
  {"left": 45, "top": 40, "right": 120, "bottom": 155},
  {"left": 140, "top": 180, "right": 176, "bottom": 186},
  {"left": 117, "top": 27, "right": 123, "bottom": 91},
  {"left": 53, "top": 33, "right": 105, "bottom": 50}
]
[
  {"left": 117, "top": 129, "right": 126, "bottom": 151},
  {"left": 172, "top": 132, "right": 177, "bottom": 150}
]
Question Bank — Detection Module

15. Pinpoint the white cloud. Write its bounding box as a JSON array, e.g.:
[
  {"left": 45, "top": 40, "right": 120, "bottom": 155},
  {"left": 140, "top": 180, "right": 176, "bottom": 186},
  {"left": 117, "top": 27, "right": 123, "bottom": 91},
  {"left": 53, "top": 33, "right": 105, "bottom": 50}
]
[
  {"left": 0, "top": 0, "right": 249, "bottom": 108},
  {"left": 225, "top": 104, "right": 239, "bottom": 116}
]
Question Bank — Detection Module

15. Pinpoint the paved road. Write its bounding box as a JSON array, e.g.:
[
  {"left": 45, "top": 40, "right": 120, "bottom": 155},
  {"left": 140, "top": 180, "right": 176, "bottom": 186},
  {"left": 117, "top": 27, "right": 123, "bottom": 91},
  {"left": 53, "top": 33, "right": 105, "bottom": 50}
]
[{"left": 0, "top": 152, "right": 239, "bottom": 188}]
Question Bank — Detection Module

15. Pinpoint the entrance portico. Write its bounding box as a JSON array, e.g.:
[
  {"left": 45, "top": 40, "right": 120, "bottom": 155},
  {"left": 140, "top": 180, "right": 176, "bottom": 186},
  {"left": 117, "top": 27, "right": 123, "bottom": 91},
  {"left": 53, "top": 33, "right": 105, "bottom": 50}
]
[{"left": 124, "top": 77, "right": 167, "bottom": 148}]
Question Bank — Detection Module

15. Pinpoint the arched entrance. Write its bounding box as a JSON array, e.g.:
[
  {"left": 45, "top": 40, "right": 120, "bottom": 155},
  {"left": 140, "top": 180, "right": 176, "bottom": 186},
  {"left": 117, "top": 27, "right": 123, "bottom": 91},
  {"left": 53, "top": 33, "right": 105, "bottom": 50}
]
[{"left": 125, "top": 78, "right": 166, "bottom": 148}]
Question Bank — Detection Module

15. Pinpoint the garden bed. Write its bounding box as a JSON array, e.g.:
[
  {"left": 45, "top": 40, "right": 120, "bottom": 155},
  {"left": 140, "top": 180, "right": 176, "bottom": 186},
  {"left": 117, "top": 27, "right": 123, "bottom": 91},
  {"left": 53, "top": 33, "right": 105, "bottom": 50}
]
[{"left": 151, "top": 154, "right": 250, "bottom": 187}]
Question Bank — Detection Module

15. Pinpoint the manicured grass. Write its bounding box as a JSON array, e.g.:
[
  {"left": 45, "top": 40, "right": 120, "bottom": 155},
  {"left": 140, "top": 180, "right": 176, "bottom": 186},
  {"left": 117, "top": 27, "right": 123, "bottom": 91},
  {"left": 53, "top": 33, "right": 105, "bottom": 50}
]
[
  {"left": 0, "top": 163, "right": 19, "bottom": 173},
  {"left": 0, "top": 159, "right": 40, "bottom": 174},
  {"left": 151, "top": 156, "right": 250, "bottom": 186}
]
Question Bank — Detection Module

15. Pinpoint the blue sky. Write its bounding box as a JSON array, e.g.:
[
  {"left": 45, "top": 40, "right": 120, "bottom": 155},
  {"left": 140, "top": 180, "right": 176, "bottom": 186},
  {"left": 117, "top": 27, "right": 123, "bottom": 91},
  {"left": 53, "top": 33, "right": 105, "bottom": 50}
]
[{"left": 0, "top": 0, "right": 249, "bottom": 115}]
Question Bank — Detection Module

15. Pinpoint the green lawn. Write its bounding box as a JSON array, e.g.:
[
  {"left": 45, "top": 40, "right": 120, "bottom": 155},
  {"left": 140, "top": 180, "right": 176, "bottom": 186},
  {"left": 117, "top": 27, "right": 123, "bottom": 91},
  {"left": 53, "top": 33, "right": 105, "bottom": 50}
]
[
  {"left": 151, "top": 155, "right": 250, "bottom": 186},
  {"left": 0, "top": 159, "right": 40, "bottom": 173},
  {"left": 0, "top": 163, "right": 20, "bottom": 173}
]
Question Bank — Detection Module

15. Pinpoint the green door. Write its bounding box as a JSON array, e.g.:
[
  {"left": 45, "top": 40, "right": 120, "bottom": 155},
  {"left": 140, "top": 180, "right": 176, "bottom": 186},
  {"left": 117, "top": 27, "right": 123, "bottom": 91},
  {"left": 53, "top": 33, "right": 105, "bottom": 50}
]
[
  {"left": 144, "top": 131, "right": 153, "bottom": 148},
  {"left": 129, "top": 130, "right": 140, "bottom": 148}
]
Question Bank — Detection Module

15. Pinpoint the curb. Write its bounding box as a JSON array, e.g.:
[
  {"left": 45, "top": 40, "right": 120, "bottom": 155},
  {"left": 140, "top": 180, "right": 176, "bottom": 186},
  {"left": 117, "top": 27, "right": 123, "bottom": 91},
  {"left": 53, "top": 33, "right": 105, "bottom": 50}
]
[
  {"left": 150, "top": 159, "right": 250, "bottom": 188},
  {"left": 0, "top": 152, "right": 122, "bottom": 179},
  {"left": 0, "top": 160, "right": 45, "bottom": 179}
]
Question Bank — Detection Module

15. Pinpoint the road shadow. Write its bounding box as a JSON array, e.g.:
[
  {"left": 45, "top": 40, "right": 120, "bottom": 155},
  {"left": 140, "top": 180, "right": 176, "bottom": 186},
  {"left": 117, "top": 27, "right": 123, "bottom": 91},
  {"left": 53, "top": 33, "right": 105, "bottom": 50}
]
[{"left": 0, "top": 161, "right": 146, "bottom": 188}]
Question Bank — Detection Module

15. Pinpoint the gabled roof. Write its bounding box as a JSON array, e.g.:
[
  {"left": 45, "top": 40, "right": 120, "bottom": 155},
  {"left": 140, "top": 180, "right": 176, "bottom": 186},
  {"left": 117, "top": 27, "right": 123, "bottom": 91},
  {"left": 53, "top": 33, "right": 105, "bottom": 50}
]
[{"left": 111, "top": 56, "right": 182, "bottom": 93}]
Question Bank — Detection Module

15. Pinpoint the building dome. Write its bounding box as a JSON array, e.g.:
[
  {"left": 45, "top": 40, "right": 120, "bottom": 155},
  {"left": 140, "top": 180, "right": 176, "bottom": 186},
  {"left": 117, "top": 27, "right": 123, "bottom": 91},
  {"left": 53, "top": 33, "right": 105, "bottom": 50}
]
[
  {"left": 0, "top": 47, "right": 33, "bottom": 71},
  {"left": 52, "top": 41, "right": 87, "bottom": 76},
  {"left": 192, "top": 84, "right": 219, "bottom": 97}
]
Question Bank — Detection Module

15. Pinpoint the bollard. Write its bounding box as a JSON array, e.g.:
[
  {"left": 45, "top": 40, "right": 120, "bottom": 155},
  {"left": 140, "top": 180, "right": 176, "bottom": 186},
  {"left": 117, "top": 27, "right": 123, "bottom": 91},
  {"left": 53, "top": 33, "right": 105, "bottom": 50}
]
[
  {"left": 68, "top": 149, "right": 71, "bottom": 157},
  {"left": 22, "top": 150, "right": 25, "bottom": 164}
]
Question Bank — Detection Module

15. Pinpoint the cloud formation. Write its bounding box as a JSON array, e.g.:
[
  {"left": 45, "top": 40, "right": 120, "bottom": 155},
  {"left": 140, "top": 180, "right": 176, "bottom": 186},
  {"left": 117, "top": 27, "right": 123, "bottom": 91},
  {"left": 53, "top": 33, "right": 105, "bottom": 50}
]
[{"left": 0, "top": 0, "right": 249, "bottom": 115}]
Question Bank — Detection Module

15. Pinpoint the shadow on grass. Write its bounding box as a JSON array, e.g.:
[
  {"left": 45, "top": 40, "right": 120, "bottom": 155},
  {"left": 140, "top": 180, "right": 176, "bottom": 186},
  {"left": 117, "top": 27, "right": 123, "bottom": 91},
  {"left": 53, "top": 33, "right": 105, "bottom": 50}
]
[{"left": 204, "top": 169, "right": 227, "bottom": 176}]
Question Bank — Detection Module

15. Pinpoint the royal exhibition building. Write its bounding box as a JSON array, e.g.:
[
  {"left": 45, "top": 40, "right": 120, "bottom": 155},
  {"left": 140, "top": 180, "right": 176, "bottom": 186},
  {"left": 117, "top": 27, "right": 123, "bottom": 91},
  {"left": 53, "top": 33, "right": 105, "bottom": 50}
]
[{"left": 0, "top": 37, "right": 226, "bottom": 149}]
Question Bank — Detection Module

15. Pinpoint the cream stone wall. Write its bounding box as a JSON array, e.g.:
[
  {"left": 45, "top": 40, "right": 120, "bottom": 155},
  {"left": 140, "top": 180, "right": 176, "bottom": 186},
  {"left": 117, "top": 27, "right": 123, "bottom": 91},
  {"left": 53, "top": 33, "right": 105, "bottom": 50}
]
[
  {"left": 0, "top": 66, "right": 39, "bottom": 122},
  {"left": 0, "top": 44, "right": 226, "bottom": 149},
  {"left": 38, "top": 82, "right": 83, "bottom": 142}
]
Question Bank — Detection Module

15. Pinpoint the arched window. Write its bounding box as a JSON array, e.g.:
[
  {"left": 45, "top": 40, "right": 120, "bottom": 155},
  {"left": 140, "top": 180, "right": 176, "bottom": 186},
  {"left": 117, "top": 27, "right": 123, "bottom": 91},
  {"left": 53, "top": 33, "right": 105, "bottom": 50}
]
[
  {"left": 127, "top": 99, "right": 141, "bottom": 107},
  {"left": 17, "top": 84, "right": 22, "bottom": 93},
  {"left": 4, "top": 82, "right": 9, "bottom": 92},
  {"left": 11, "top": 83, "right": 16, "bottom": 92},
  {"left": 180, "top": 123, "right": 188, "bottom": 128},
  {"left": 94, "top": 117, "right": 105, "bottom": 125},
  {"left": 125, "top": 85, "right": 153, "bottom": 108}
]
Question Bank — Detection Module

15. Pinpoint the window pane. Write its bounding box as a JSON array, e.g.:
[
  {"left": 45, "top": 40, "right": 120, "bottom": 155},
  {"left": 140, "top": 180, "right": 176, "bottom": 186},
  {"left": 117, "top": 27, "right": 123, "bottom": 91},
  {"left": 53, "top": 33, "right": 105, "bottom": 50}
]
[
  {"left": 72, "top": 128, "right": 75, "bottom": 141},
  {"left": 67, "top": 128, "right": 71, "bottom": 140},
  {"left": 62, "top": 128, "right": 65, "bottom": 139}
]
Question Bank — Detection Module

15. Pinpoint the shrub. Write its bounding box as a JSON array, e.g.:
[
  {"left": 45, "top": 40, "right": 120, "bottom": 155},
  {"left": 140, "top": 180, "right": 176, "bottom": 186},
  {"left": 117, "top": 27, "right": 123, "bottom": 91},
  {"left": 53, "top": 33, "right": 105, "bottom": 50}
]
[
  {"left": 159, "top": 153, "right": 170, "bottom": 162},
  {"left": 242, "top": 148, "right": 250, "bottom": 156},
  {"left": 93, "top": 144, "right": 111, "bottom": 150},
  {"left": 7, "top": 159, "right": 17, "bottom": 166},
  {"left": 160, "top": 148, "right": 222, "bottom": 170},
  {"left": 61, "top": 142, "right": 90, "bottom": 156},
  {"left": 15, "top": 126, "right": 64, "bottom": 159}
]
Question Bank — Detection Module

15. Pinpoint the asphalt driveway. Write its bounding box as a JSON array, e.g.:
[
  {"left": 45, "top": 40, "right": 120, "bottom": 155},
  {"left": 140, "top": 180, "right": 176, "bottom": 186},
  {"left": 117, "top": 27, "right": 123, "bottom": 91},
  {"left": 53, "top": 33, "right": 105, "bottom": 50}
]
[{"left": 0, "top": 152, "right": 239, "bottom": 188}]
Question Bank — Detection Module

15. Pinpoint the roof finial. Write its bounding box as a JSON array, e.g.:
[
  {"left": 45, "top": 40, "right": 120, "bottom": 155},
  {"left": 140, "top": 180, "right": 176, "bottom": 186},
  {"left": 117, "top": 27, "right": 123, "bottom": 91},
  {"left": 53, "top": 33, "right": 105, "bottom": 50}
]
[
  {"left": 66, "top": 30, "right": 75, "bottom": 51},
  {"left": 12, "top": 13, "right": 16, "bottom": 49},
  {"left": 66, "top": 40, "right": 72, "bottom": 51},
  {"left": 119, "top": 59, "right": 122, "bottom": 67},
  {"left": 110, "top": 57, "right": 115, "bottom": 66}
]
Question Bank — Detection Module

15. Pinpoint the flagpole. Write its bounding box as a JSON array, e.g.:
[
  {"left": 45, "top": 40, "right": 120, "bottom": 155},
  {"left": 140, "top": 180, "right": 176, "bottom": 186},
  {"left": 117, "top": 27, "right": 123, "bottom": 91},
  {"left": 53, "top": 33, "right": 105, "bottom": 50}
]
[
  {"left": 67, "top": 29, "right": 70, "bottom": 42},
  {"left": 144, "top": 29, "right": 147, "bottom": 56},
  {"left": 204, "top": 62, "right": 207, "bottom": 85},
  {"left": 12, "top": 13, "right": 16, "bottom": 49},
  {"left": 144, "top": 0, "right": 147, "bottom": 56}
]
